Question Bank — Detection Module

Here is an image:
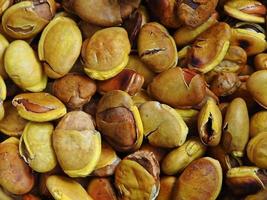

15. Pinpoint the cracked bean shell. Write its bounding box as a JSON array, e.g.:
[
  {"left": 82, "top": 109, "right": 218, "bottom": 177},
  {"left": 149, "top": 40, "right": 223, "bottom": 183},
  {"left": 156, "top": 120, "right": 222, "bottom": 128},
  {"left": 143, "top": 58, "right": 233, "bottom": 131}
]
[
  {"left": 148, "top": 67, "right": 206, "bottom": 108},
  {"left": 224, "top": 0, "right": 266, "bottom": 23},
  {"left": 187, "top": 22, "right": 231, "bottom": 73},
  {"left": 139, "top": 101, "right": 188, "bottom": 148},
  {"left": 38, "top": 16, "right": 82, "bottom": 79},
  {"left": 230, "top": 28, "right": 266, "bottom": 56},
  {"left": 161, "top": 137, "right": 206, "bottom": 175},
  {"left": 4, "top": 40, "right": 47, "bottom": 92},
  {"left": 82, "top": 27, "right": 131, "bottom": 80},
  {"left": 2, "top": 0, "right": 56, "bottom": 39},
  {"left": 138, "top": 22, "right": 178, "bottom": 73},
  {"left": 53, "top": 111, "right": 101, "bottom": 177},
  {"left": 174, "top": 12, "right": 218, "bottom": 47},
  {"left": 19, "top": 121, "right": 57, "bottom": 173},
  {"left": 226, "top": 166, "right": 267, "bottom": 196},
  {"left": 115, "top": 151, "right": 160, "bottom": 200},
  {"left": 198, "top": 98, "right": 222, "bottom": 146},
  {"left": 12, "top": 92, "right": 67, "bottom": 122},
  {"left": 222, "top": 98, "right": 249, "bottom": 157},
  {"left": 96, "top": 90, "right": 143, "bottom": 152}
]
